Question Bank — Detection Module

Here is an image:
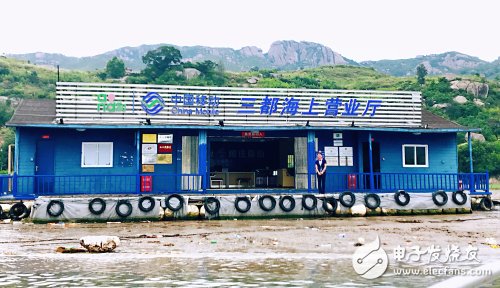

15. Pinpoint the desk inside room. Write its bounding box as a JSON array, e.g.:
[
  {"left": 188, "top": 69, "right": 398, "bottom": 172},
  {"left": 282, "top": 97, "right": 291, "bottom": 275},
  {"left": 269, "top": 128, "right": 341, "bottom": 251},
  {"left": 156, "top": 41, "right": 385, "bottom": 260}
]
[{"left": 211, "top": 172, "right": 255, "bottom": 188}]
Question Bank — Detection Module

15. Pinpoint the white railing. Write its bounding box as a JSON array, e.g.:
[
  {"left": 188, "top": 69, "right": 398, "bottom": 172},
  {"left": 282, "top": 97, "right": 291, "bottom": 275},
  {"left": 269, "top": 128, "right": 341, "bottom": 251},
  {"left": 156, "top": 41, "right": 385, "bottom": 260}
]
[{"left": 56, "top": 82, "right": 422, "bottom": 127}]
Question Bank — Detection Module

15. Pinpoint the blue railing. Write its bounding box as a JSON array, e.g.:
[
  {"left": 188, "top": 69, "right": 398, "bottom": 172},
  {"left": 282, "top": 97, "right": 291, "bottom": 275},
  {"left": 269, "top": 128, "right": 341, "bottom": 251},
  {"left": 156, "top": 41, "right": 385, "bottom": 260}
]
[
  {"left": 309, "top": 172, "right": 490, "bottom": 195},
  {"left": 0, "top": 172, "right": 490, "bottom": 200},
  {"left": 0, "top": 173, "right": 202, "bottom": 200}
]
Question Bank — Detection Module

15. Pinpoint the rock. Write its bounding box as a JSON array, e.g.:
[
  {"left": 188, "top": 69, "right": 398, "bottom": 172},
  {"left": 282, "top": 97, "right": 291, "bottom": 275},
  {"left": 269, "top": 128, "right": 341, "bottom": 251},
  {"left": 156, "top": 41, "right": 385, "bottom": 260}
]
[
  {"left": 450, "top": 80, "right": 489, "bottom": 98},
  {"left": 246, "top": 76, "right": 259, "bottom": 84},
  {"left": 432, "top": 103, "right": 450, "bottom": 109},
  {"left": 239, "top": 46, "right": 264, "bottom": 58},
  {"left": 444, "top": 74, "right": 458, "bottom": 81},
  {"left": 440, "top": 53, "right": 482, "bottom": 70},
  {"left": 473, "top": 99, "right": 485, "bottom": 106},
  {"left": 80, "top": 236, "right": 120, "bottom": 253},
  {"left": 465, "top": 132, "right": 486, "bottom": 142},
  {"left": 350, "top": 204, "right": 367, "bottom": 217},
  {"left": 453, "top": 95, "right": 468, "bottom": 104},
  {"left": 182, "top": 68, "right": 201, "bottom": 80},
  {"left": 267, "top": 40, "right": 348, "bottom": 68}
]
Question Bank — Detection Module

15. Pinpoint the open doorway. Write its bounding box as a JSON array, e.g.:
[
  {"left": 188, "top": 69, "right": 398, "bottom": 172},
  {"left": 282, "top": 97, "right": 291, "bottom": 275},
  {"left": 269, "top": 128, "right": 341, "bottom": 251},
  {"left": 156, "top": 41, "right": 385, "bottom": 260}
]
[
  {"left": 362, "top": 142, "right": 381, "bottom": 190},
  {"left": 209, "top": 137, "right": 296, "bottom": 189}
]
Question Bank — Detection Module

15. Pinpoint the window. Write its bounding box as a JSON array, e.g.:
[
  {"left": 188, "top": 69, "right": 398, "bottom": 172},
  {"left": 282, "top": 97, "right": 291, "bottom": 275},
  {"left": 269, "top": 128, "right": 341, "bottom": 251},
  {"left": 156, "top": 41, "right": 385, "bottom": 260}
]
[
  {"left": 81, "top": 142, "right": 113, "bottom": 167},
  {"left": 402, "top": 144, "right": 428, "bottom": 167},
  {"left": 287, "top": 154, "right": 295, "bottom": 168}
]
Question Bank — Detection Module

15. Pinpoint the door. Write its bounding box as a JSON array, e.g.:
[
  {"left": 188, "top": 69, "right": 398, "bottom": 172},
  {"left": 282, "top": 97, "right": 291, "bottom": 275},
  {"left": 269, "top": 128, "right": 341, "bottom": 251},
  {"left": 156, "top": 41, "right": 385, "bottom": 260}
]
[
  {"left": 35, "top": 139, "right": 55, "bottom": 194},
  {"left": 362, "top": 142, "right": 380, "bottom": 190}
]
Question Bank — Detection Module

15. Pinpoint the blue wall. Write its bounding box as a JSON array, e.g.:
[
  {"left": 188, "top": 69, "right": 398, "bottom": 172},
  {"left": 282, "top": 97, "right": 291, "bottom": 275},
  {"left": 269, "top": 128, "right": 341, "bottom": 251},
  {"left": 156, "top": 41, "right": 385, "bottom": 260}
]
[
  {"left": 374, "top": 132, "right": 458, "bottom": 173},
  {"left": 15, "top": 126, "right": 459, "bottom": 196},
  {"left": 16, "top": 128, "right": 140, "bottom": 196}
]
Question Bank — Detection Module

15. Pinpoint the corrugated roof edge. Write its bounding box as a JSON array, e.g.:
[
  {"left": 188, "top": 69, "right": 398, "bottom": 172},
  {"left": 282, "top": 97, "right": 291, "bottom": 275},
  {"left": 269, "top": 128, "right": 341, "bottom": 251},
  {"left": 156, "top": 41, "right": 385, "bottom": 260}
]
[{"left": 6, "top": 99, "right": 479, "bottom": 133}]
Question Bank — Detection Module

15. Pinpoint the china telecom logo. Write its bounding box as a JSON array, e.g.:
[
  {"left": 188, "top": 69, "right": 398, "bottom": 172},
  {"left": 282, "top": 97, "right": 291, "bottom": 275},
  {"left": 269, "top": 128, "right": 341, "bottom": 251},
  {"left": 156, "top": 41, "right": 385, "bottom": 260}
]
[
  {"left": 141, "top": 92, "right": 165, "bottom": 115},
  {"left": 352, "top": 236, "right": 389, "bottom": 279}
]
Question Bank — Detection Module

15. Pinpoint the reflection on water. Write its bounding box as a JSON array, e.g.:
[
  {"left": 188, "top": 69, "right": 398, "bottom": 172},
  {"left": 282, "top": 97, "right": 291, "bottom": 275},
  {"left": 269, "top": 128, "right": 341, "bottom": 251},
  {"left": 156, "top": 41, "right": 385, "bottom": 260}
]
[
  {"left": 1, "top": 214, "right": 499, "bottom": 287},
  {"left": 0, "top": 255, "right": 463, "bottom": 287}
]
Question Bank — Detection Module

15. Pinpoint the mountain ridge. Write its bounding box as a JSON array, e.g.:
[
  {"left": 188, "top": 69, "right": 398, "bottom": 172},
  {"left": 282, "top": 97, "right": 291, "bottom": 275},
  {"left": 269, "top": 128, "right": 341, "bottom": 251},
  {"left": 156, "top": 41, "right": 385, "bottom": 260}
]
[{"left": 7, "top": 41, "right": 500, "bottom": 78}]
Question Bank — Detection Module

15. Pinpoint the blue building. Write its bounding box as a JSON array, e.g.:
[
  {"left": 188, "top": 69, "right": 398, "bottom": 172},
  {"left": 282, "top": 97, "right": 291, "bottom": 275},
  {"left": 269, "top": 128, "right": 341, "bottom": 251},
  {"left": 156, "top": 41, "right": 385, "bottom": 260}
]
[{"left": 5, "top": 82, "right": 489, "bottom": 202}]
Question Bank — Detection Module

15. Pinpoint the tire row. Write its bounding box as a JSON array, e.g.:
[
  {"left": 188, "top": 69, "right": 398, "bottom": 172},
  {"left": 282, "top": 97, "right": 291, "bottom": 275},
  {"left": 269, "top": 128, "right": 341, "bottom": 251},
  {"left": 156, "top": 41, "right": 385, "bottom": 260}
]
[
  {"left": 30, "top": 190, "right": 481, "bottom": 219},
  {"left": 45, "top": 196, "right": 158, "bottom": 219}
]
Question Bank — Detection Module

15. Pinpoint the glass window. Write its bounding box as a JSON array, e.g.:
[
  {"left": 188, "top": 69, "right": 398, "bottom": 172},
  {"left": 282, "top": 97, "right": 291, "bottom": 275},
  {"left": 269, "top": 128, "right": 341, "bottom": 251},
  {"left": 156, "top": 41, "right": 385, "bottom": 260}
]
[
  {"left": 287, "top": 155, "right": 295, "bottom": 168},
  {"left": 416, "top": 146, "right": 427, "bottom": 165},
  {"left": 402, "top": 145, "right": 428, "bottom": 167},
  {"left": 82, "top": 142, "right": 113, "bottom": 167},
  {"left": 404, "top": 146, "right": 414, "bottom": 166}
]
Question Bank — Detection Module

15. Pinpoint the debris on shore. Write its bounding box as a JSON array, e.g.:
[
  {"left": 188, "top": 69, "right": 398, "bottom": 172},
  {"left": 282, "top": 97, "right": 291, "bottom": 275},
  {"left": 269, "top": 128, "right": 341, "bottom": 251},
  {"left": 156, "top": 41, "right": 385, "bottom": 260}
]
[
  {"left": 80, "top": 236, "right": 120, "bottom": 252},
  {"left": 56, "top": 236, "right": 120, "bottom": 253}
]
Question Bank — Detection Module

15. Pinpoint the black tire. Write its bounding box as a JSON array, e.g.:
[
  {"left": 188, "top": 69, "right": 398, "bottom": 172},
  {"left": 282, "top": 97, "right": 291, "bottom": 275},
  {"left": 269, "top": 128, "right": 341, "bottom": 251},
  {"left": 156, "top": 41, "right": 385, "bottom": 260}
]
[
  {"left": 365, "top": 194, "right": 381, "bottom": 210},
  {"left": 88, "top": 198, "right": 106, "bottom": 215},
  {"left": 258, "top": 195, "right": 277, "bottom": 212},
  {"left": 452, "top": 191, "right": 467, "bottom": 206},
  {"left": 279, "top": 195, "right": 296, "bottom": 212},
  {"left": 234, "top": 197, "right": 251, "bottom": 213},
  {"left": 138, "top": 196, "right": 156, "bottom": 212},
  {"left": 47, "top": 200, "right": 64, "bottom": 217},
  {"left": 339, "top": 192, "right": 356, "bottom": 208},
  {"left": 480, "top": 197, "right": 493, "bottom": 211},
  {"left": 204, "top": 197, "right": 220, "bottom": 215},
  {"left": 115, "top": 200, "right": 133, "bottom": 218},
  {"left": 9, "top": 202, "right": 29, "bottom": 220},
  {"left": 166, "top": 194, "right": 184, "bottom": 212},
  {"left": 432, "top": 190, "right": 448, "bottom": 206},
  {"left": 302, "top": 194, "right": 317, "bottom": 211},
  {"left": 394, "top": 190, "right": 411, "bottom": 206},
  {"left": 322, "top": 197, "right": 338, "bottom": 214}
]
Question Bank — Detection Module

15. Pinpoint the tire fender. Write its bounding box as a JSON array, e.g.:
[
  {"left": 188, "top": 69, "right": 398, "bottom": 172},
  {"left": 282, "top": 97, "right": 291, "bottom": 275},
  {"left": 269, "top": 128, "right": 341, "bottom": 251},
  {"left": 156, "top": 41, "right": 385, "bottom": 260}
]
[
  {"left": 302, "top": 194, "right": 317, "bottom": 211},
  {"left": 339, "top": 192, "right": 356, "bottom": 208},
  {"left": 432, "top": 190, "right": 448, "bottom": 206},
  {"left": 451, "top": 191, "right": 467, "bottom": 206},
  {"left": 258, "top": 195, "right": 277, "bottom": 212},
  {"left": 116, "top": 200, "right": 133, "bottom": 218},
  {"left": 234, "top": 196, "right": 251, "bottom": 213},
  {"left": 138, "top": 196, "right": 156, "bottom": 213},
  {"left": 88, "top": 198, "right": 106, "bottom": 215},
  {"left": 165, "top": 194, "right": 184, "bottom": 212},
  {"left": 279, "top": 195, "right": 296, "bottom": 212},
  {"left": 394, "top": 190, "right": 411, "bottom": 206},
  {"left": 365, "top": 193, "right": 381, "bottom": 210},
  {"left": 322, "top": 197, "right": 338, "bottom": 214},
  {"left": 204, "top": 197, "right": 221, "bottom": 215},
  {"left": 47, "top": 200, "right": 64, "bottom": 217}
]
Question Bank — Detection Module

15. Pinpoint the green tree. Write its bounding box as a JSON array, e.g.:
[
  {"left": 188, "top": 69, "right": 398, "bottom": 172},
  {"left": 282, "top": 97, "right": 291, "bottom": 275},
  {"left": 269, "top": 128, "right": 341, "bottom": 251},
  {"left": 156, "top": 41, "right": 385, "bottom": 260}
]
[
  {"left": 0, "top": 128, "right": 14, "bottom": 172},
  {"left": 458, "top": 140, "right": 500, "bottom": 176},
  {"left": 416, "top": 64, "right": 428, "bottom": 85},
  {"left": 142, "top": 46, "right": 182, "bottom": 81},
  {"left": 28, "top": 71, "right": 39, "bottom": 84},
  {"left": 105, "top": 57, "right": 125, "bottom": 78}
]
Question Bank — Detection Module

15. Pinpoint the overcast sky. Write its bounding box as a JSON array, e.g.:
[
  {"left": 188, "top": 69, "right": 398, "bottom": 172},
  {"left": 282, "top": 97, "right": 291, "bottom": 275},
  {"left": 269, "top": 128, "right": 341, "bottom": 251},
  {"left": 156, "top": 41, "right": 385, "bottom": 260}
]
[{"left": 1, "top": 0, "right": 498, "bottom": 61}]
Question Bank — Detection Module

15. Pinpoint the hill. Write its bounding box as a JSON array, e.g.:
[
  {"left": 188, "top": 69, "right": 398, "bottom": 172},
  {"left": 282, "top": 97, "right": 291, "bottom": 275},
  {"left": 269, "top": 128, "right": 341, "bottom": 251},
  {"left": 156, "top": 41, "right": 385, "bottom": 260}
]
[
  {"left": 0, "top": 57, "right": 498, "bottom": 175},
  {"left": 6, "top": 41, "right": 499, "bottom": 79},
  {"left": 362, "top": 52, "right": 500, "bottom": 79},
  {"left": 8, "top": 40, "right": 355, "bottom": 72}
]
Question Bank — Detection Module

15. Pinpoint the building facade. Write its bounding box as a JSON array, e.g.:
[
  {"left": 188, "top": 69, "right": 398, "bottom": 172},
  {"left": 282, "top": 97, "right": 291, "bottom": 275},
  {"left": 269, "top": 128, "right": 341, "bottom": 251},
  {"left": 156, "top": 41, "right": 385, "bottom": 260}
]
[{"left": 6, "top": 82, "right": 489, "bottom": 199}]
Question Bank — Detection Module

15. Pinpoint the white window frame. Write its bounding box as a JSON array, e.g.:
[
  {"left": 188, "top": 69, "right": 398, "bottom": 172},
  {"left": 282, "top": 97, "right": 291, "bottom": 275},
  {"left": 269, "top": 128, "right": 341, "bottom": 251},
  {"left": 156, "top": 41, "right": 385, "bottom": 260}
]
[
  {"left": 81, "top": 142, "right": 114, "bottom": 168},
  {"left": 402, "top": 144, "right": 428, "bottom": 168}
]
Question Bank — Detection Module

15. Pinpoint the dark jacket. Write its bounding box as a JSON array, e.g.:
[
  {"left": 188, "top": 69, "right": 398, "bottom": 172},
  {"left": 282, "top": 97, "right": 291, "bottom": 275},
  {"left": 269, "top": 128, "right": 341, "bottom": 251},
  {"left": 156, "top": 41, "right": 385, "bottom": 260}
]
[{"left": 315, "top": 159, "right": 327, "bottom": 174}]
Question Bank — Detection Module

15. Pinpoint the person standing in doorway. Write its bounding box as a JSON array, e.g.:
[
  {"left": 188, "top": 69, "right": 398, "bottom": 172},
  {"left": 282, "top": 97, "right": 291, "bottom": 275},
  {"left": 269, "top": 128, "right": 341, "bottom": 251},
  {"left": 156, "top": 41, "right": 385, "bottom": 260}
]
[{"left": 315, "top": 151, "right": 327, "bottom": 194}]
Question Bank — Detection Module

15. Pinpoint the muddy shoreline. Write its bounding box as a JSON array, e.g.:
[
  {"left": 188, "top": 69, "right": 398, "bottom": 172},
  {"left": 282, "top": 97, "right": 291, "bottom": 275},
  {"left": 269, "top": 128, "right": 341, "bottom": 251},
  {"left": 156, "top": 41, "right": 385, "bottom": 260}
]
[{"left": 1, "top": 211, "right": 499, "bottom": 287}]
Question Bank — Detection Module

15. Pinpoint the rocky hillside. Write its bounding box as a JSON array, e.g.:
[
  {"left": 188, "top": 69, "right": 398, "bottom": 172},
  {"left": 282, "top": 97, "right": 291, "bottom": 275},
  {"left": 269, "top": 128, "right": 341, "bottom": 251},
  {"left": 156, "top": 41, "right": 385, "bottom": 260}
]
[
  {"left": 362, "top": 52, "right": 500, "bottom": 78},
  {"left": 8, "top": 41, "right": 355, "bottom": 72}
]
